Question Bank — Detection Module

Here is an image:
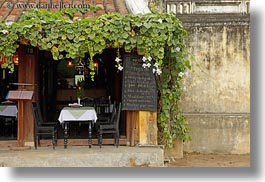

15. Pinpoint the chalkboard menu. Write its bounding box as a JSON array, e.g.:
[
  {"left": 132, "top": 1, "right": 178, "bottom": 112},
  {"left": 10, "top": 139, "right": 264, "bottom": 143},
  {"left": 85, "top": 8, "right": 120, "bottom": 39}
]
[{"left": 122, "top": 54, "right": 157, "bottom": 111}]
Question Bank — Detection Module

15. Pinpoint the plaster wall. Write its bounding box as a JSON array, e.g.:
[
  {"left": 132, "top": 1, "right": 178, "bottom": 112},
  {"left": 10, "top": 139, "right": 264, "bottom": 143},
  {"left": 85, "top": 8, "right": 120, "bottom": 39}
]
[{"left": 179, "top": 24, "right": 250, "bottom": 154}]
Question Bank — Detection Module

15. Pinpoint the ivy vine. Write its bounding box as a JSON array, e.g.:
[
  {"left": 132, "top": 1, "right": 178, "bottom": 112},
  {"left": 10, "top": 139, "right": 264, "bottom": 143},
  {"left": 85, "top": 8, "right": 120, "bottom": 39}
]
[{"left": 0, "top": 8, "right": 191, "bottom": 148}]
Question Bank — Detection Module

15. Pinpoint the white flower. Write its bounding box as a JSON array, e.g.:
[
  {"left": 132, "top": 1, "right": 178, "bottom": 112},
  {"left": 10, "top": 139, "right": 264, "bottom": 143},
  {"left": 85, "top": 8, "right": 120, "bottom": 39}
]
[
  {"left": 154, "top": 63, "right": 159, "bottom": 68},
  {"left": 158, "top": 18, "right": 162, "bottom": 23},
  {"left": 146, "top": 62, "right": 151, "bottom": 68},
  {"left": 142, "top": 63, "right": 147, "bottom": 68},
  {"left": 115, "top": 57, "right": 121, "bottom": 62},
  {"left": 5, "top": 21, "right": 13, "bottom": 26},
  {"left": 0, "top": 30, "right": 8, "bottom": 34},
  {"left": 24, "top": 25, "right": 33, "bottom": 28},
  {"left": 142, "top": 56, "right": 147, "bottom": 62},
  {"left": 118, "top": 65, "right": 123, "bottom": 71},
  {"left": 66, "top": 20, "right": 73, "bottom": 23},
  {"left": 147, "top": 56, "right": 152, "bottom": 62},
  {"left": 152, "top": 68, "right": 162, "bottom": 75},
  {"left": 178, "top": 72, "right": 184, "bottom": 77},
  {"left": 156, "top": 68, "right": 162, "bottom": 75},
  {"left": 175, "top": 47, "right": 180, "bottom": 52}
]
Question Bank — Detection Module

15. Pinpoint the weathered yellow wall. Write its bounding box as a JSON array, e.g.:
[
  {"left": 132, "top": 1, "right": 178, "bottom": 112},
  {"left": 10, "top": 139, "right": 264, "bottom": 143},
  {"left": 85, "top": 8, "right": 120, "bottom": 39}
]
[
  {"left": 181, "top": 25, "right": 250, "bottom": 113},
  {"left": 179, "top": 24, "right": 250, "bottom": 154}
]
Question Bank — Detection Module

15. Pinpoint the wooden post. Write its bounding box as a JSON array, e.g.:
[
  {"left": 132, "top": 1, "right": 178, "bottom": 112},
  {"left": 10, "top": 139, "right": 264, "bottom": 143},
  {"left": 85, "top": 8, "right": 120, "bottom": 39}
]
[
  {"left": 138, "top": 111, "right": 157, "bottom": 145},
  {"left": 126, "top": 111, "right": 137, "bottom": 146},
  {"left": 17, "top": 45, "right": 38, "bottom": 147},
  {"left": 126, "top": 110, "right": 158, "bottom": 146}
]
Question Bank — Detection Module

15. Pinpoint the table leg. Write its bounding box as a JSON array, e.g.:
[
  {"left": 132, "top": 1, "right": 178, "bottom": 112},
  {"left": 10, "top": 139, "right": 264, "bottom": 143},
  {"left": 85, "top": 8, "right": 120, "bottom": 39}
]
[
  {"left": 88, "top": 121, "right": 92, "bottom": 148},
  {"left": 11, "top": 118, "right": 14, "bottom": 139},
  {"left": 64, "top": 122, "right": 68, "bottom": 149}
]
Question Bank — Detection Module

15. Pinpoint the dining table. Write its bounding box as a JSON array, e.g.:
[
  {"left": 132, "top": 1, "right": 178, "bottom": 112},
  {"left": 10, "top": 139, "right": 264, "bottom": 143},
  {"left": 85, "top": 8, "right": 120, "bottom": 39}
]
[
  {"left": 0, "top": 104, "right": 18, "bottom": 138},
  {"left": 0, "top": 104, "right": 18, "bottom": 118},
  {"left": 58, "top": 106, "right": 97, "bottom": 148}
]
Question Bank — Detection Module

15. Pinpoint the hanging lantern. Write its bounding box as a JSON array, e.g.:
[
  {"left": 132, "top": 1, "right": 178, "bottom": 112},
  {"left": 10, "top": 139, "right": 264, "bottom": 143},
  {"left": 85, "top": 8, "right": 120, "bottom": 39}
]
[
  {"left": 0, "top": 56, "right": 7, "bottom": 65},
  {"left": 13, "top": 52, "right": 19, "bottom": 65},
  {"left": 67, "top": 59, "right": 74, "bottom": 67}
]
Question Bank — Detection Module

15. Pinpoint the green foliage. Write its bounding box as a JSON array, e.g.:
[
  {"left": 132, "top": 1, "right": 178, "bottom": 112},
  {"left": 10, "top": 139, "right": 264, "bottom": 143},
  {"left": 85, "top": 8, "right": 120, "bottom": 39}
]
[
  {"left": 0, "top": 8, "right": 192, "bottom": 148},
  {"left": 157, "top": 48, "right": 192, "bottom": 148},
  {"left": 0, "top": 57, "right": 14, "bottom": 73}
]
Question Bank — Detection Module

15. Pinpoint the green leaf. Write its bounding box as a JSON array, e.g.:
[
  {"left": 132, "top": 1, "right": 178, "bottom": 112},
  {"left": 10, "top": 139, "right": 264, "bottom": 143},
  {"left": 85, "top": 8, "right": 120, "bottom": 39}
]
[
  {"left": 143, "top": 23, "right": 151, "bottom": 29},
  {"left": 61, "top": 34, "right": 67, "bottom": 40},
  {"left": 67, "top": 34, "right": 74, "bottom": 40}
]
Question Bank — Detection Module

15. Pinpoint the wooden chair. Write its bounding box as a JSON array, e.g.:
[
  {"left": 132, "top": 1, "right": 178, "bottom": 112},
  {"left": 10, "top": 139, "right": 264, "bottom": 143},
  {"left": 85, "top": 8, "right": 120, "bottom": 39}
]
[
  {"left": 32, "top": 102, "right": 57, "bottom": 149},
  {"left": 80, "top": 97, "right": 94, "bottom": 107},
  {"left": 95, "top": 101, "right": 114, "bottom": 121},
  {"left": 33, "top": 102, "right": 58, "bottom": 127},
  {"left": 98, "top": 102, "right": 121, "bottom": 148}
]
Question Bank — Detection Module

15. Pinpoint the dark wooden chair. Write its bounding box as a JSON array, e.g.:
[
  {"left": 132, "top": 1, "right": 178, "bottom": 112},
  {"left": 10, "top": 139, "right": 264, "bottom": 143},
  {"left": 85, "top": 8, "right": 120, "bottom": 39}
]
[
  {"left": 98, "top": 102, "right": 121, "bottom": 148},
  {"left": 32, "top": 102, "right": 57, "bottom": 149},
  {"left": 80, "top": 97, "right": 94, "bottom": 107},
  {"left": 33, "top": 102, "right": 58, "bottom": 127},
  {"left": 95, "top": 101, "right": 114, "bottom": 121},
  {"left": 94, "top": 101, "right": 115, "bottom": 134}
]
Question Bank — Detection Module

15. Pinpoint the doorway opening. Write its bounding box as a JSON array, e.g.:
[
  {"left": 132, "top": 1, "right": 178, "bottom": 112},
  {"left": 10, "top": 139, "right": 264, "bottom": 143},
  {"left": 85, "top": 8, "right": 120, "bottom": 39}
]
[
  {"left": 0, "top": 61, "right": 18, "bottom": 141},
  {"left": 38, "top": 48, "right": 127, "bottom": 141}
]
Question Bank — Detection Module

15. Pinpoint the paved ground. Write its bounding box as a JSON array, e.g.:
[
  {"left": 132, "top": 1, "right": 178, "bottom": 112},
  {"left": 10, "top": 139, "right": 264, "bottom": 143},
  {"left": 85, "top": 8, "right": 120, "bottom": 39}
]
[
  {"left": 0, "top": 145, "right": 165, "bottom": 167},
  {"left": 166, "top": 152, "right": 250, "bottom": 167},
  {"left": 0, "top": 143, "right": 250, "bottom": 167}
]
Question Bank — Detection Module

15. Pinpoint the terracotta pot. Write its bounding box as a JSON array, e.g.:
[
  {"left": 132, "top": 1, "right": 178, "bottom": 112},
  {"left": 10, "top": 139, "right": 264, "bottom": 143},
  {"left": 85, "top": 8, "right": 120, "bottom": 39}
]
[{"left": 164, "top": 137, "right": 184, "bottom": 160}]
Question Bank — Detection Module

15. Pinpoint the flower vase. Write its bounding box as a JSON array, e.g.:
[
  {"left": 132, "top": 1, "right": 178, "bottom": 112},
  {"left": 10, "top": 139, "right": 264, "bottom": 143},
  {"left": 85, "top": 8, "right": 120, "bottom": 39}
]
[{"left": 78, "top": 98, "right": 81, "bottom": 105}]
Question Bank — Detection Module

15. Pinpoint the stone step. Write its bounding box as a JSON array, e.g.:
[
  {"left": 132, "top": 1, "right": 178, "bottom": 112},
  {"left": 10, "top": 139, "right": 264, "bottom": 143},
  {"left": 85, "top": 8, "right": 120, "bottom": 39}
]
[{"left": 0, "top": 146, "right": 164, "bottom": 167}]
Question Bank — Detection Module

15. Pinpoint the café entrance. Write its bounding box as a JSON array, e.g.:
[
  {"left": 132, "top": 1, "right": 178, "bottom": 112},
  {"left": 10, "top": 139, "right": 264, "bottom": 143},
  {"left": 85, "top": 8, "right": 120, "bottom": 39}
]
[
  {"left": 1, "top": 46, "right": 158, "bottom": 148},
  {"left": 37, "top": 48, "right": 127, "bottom": 143}
]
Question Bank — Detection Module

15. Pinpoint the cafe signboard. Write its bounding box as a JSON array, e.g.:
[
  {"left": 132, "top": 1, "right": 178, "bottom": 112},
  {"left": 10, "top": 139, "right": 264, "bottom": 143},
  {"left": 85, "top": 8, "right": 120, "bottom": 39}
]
[{"left": 122, "top": 54, "right": 157, "bottom": 112}]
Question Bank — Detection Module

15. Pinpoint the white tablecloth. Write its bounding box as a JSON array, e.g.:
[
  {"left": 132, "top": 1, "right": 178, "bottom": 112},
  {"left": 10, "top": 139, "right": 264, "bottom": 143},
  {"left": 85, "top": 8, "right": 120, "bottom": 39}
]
[
  {"left": 58, "top": 107, "right": 97, "bottom": 123},
  {"left": 0, "top": 105, "right": 18, "bottom": 117}
]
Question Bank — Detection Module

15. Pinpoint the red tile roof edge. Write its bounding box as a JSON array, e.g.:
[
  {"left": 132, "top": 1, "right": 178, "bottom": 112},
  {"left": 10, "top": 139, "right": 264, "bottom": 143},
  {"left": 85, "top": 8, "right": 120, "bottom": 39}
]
[{"left": 0, "top": 0, "right": 129, "bottom": 22}]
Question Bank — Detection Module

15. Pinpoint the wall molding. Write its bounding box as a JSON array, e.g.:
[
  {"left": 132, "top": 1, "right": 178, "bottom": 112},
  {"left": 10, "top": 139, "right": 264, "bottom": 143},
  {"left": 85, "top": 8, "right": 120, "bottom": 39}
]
[{"left": 164, "top": 0, "right": 250, "bottom": 15}]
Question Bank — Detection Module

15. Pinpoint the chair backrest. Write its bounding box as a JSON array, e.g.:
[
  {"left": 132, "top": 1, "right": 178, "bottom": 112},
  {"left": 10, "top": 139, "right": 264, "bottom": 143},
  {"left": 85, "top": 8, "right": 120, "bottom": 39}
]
[
  {"left": 94, "top": 96, "right": 109, "bottom": 104},
  {"left": 108, "top": 101, "right": 117, "bottom": 123},
  {"left": 95, "top": 102, "right": 111, "bottom": 117},
  {"left": 114, "top": 102, "right": 122, "bottom": 129},
  {"left": 32, "top": 102, "right": 43, "bottom": 126},
  {"left": 32, "top": 102, "right": 42, "bottom": 128},
  {"left": 80, "top": 97, "right": 94, "bottom": 107}
]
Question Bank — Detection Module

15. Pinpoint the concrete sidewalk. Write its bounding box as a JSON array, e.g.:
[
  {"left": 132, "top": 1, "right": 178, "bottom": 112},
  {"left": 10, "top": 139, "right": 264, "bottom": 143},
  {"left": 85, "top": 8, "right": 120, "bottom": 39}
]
[
  {"left": 166, "top": 153, "right": 250, "bottom": 167},
  {"left": 0, "top": 145, "right": 164, "bottom": 167}
]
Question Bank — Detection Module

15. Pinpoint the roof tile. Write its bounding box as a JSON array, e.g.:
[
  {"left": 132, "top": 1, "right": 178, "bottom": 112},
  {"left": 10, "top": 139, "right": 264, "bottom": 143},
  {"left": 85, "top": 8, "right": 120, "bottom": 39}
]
[{"left": 0, "top": 0, "right": 129, "bottom": 22}]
